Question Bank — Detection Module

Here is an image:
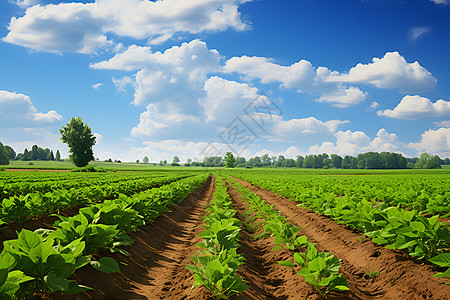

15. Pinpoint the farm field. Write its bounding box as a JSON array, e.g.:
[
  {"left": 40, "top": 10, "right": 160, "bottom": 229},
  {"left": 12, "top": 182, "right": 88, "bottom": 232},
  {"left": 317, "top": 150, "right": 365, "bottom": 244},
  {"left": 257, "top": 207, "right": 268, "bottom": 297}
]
[{"left": 0, "top": 168, "right": 449, "bottom": 299}]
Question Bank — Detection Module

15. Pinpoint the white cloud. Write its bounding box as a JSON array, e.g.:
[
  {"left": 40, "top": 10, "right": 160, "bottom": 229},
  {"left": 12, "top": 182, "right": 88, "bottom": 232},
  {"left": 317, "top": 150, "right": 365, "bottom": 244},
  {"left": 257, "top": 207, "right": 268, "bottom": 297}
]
[
  {"left": 131, "top": 102, "right": 200, "bottom": 139},
  {"left": 92, "top": 40, "right": 221, "bottom": 106},
  {"left": 329, "top": 52, "right": 437, "bottom": 93},
  {"left": 377, "top": 95, "right": 450, "bottom": 119},
  {"left": 431, "top": 0, "right": 448, "bottom": 5},
  {"left": 434, "top": 120, "right": 450, "bottom": 128},
  {"left": 8, "top": 0, "right": 39, "bottom": 8},
  {"left": 0, "top": 90, "right": 63, "bottom": 128},
  {"left": 223, "top": 56, "right": 315, "bottom": 89},
  {"left": 91, "top": 83, "right": 103, "bottom": 90},
  {"left": 200, "top": 76, "right": 258, "bottom": 123},
  {"left": 409, "top": 26, "right": 432, "bottom": 42},
  {"left": 309, "top": 128, "right": 404, "bottom": 156},
  {"left": 316, "top": 85, "right": 367, "bottom": 107},
  {"left": 366, "top": 101, "right": 380, "bottom": 111},
  {"left": 4, "top": 0, "right": 251, "bottom": 53},
  {"left": 408, "top": 127, "right": 450, "bottom": 157},
  {"left": 270, "top": 115, "right": 349, "bottom": 142},
  {"left": 223, "top": 55, "right": 366, "bottom": 107}
]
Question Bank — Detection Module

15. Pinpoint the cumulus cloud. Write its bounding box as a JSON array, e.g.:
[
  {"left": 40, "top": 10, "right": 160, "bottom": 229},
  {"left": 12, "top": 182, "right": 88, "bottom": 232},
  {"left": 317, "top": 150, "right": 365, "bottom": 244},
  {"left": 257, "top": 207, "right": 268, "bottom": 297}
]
[
  {"left": 329, "top": 52, "right": 437, "bottom": 93},
  {"left": 409, "top": 26, "right": 432, "bottom": 42},
  {"left": 408, "top": 127, "right": 450, "bottom": 157},
  {"left": 309, "top": 128, "right": 404, "bottom": 156},
  {"left": 8, "top": 0, "right": 39, "bottom": 8},
  {"left": 131, "top": 103, "right": 200, "bottom": 139},
  {"left": 4, "top": 0, "right": 251, "bottom": 53},
  {"left": 200, "top": 76, "right": 259, "bottom": 123},
  {"left": 92, "top": 40, "right": 221, "bottom": 105},
  {"left": 316, "top": 86, "right": 367, "bottom": 107},
  {"left": 224, "top": 55, "right": 366, "bottom": 107},
  {"left": 268, "top": 115, "right": 348, "bottom": 144},
  {"left": 377, "top": 95, "right": 450, "bottom": 119},
  {"left": 0, "top": 90, "right": 63, "bottom": 128}
]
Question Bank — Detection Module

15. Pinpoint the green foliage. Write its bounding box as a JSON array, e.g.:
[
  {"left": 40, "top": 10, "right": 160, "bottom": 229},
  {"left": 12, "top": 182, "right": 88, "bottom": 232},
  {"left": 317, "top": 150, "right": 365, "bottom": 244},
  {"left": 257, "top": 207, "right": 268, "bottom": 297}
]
[
  {"left": 60, "top": 117, "right": 96, "bottom": 167},
  {"left": 283, "top": 243, "right": 349, "bottom": 298},
  {"left": 224, "top": 152, "right": 236, "bottom": 168},
  {"left": 0, "top": 229, "right": 93, "bottom": 297},
  {"left": 0, "top": 142, "right": 10, "bottom": 165},
  {"left": 225, "top": 176, "right": 348, "bottom": 298},
  {"left": 187, "top": 177, "right": 247, "bottom": 298}
]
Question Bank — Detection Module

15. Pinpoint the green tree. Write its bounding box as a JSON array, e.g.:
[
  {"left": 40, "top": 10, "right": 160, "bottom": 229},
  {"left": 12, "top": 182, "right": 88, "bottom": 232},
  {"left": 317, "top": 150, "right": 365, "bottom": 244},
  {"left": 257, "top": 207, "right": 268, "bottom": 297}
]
[
  {"left": 173, "top": 156, "right": 180, "bottom": 163},
  {"left": 0, "top": 142, "right": 10, "bottom": 165},
  {"left": 330, "top": 154, "right": 342, "bottom": 168},
  {"left": 143, "top": 156, "right": 149, "bottom": 163},
  {"left": 136, "top": 159, "right": 140, "bottom": 163},
  {"left": 55, "top": 150, "right": 61, "bottom": 161},
  {"left": 59, "top": 117, "right": 96, "bottom": 167},
  {"left": 5, "top": 145, "right": 16, "bottom": 160},
  {"left": 49, "top": 150, "right": 55, "bottom": 161},
  {"left": 224, "top": 152, "right": 236, "bottom": 168}
]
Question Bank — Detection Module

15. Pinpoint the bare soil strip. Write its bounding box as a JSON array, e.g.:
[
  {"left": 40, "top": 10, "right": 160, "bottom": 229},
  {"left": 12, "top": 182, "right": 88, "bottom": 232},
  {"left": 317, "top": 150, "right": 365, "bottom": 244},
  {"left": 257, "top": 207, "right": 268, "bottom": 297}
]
[
  {"left": 51, "top": 176, "right": 215, "bottom": 300},
  {"left": 234, "top": 177, "right": 450, "bottom": 300},
  {"left": 225, "top": 181, "right": 320, "bottom": 300}
]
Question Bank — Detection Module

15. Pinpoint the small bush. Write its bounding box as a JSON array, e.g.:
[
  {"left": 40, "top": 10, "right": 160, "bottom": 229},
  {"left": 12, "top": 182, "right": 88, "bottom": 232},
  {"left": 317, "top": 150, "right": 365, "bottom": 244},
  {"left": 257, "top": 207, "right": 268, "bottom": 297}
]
[{"left": 72, "top": 165, "right": 105, "bottom": 172}]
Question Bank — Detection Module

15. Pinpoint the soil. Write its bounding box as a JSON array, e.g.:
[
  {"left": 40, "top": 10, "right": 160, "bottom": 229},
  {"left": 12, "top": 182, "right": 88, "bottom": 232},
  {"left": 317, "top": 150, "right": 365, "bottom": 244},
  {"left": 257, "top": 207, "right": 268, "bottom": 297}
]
[
  {"left": 233, "top": 177, "right": 450, "bottom": 300},
  {"left": 52, "top": 175, "right": 216, "bottom": 300},
  {"left": 224, "top": 181, "right": 320, "bottom": 300}
]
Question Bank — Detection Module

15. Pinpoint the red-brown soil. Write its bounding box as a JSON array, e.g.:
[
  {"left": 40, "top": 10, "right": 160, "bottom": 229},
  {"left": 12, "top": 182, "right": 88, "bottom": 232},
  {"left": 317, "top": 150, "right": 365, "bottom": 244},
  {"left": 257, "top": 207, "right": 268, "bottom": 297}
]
[
  {"left": 233, "top": 177, "right": 450, "bottom": 300},
  {"left": 225, "top": 181, "right": 319, "bottom": 300},
  {"left": 52, "top": 175, "right": 216, "bottom": 300},
  {"left": 5, "top": 169, "right": 71, "bottom": 172}
]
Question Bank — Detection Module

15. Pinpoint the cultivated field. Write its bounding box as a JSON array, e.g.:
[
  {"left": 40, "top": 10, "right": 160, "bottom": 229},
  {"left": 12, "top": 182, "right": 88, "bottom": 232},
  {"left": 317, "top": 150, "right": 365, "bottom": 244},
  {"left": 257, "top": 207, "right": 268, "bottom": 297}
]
[{"left": 0, "top": 168, "right": 449, "bottom": 299}]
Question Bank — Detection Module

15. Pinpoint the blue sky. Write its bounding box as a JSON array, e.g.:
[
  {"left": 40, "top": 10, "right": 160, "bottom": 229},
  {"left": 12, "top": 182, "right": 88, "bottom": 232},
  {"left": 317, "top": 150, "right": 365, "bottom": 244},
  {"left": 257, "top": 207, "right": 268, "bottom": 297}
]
[{"left": 1, "top": 0, "right": 449, "bottom": 162}]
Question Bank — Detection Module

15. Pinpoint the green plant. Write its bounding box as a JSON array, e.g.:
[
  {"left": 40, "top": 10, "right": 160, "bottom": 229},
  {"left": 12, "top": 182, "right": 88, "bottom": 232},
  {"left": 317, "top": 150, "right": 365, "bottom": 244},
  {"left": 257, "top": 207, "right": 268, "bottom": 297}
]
[
  {"left": 186, "top": 249, "right": 247, "bottom": 299},
  {"left": 279, "top": 243, "right": 349, "bottom": 299}
]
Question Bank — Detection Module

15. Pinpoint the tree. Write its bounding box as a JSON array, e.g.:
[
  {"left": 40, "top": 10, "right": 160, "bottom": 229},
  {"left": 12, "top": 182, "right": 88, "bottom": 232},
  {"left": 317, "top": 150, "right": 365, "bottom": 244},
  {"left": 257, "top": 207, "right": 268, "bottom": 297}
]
[
  {"left": 60, "top": 117, "right": 96, "bottom": 167},
  {"left": 224, "top": 152, "right": 236, "bottom": 168},
  {"left": 5, "top": 146, "right": 16, "bottom": 160},
  {"left": 187, "top": 158, "right": 192, "bottom": 163},
  {"left": 49, "top": 150, "right": 55, "bottom": 161},
  {"left": 0, "top": 142, "right": 10, "bottom": 165},
  {"left": 330, "top": 154, "right": 342, "bottom": 169},
  {"left": 172, "top": 156, "right": 180, "bottom": 166},
  {"left": 143, "top": 156, "right": 149, "bottom": 163},
  {"left": 55, "top": 150, "right": 61, "bottom": 161},
  {"left": 136, "top": 159, "right": 140, "bottom": 163}
]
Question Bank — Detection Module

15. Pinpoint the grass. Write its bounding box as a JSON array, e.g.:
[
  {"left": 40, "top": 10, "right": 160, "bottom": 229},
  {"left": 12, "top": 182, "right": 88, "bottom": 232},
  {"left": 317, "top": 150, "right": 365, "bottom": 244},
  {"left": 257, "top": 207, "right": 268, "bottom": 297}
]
[{"left": 4, "top": 160, "right": 220, "bottom": 171}]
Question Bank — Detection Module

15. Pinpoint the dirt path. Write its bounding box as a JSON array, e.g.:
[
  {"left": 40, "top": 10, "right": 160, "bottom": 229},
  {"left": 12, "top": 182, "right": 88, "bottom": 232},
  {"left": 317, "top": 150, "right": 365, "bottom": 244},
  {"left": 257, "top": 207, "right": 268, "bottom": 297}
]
[
  {"left": 234, "top": 177, "right": 450, "bottom": 300},
  {"left": 225, "top": 181, "right": 321, "bottom": 300},
  {"left": 52, "top": 175, "right": 215, "bottom": 300}
]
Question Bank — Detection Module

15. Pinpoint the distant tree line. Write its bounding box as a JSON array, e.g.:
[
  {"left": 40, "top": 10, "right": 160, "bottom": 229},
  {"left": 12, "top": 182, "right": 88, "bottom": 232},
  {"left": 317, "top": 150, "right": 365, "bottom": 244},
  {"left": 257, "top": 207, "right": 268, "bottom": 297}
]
[
  {"left": 184, "top": 152, "right": 447, "bottom": 169},
  {"left": 0, "top": 143, "right": 62, "bottom": 165}
]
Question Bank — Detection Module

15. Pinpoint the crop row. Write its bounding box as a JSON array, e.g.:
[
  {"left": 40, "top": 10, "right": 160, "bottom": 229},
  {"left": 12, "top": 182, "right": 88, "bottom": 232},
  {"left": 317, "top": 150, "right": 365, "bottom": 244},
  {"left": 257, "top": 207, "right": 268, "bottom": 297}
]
[
  {"left": 230, "top": 173, "right": 450, "bottom": 283},
  {"left": 0, "top": 171, "right": 196, "bottom": 200},
  {"left": 228, "top": 170, "right": 450, "bottom": 216},
  {"left": 186, "top": 176, "right": 248, "bottom": 298},
  {"left": 0, "top": 174, "right": 209, "bottom": 298},
  {"left": 0, "top": 173, "right": 192, "bottom": 227},
  {"left": 226, "top": 176, "right": 349, "bottom": 298}
]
